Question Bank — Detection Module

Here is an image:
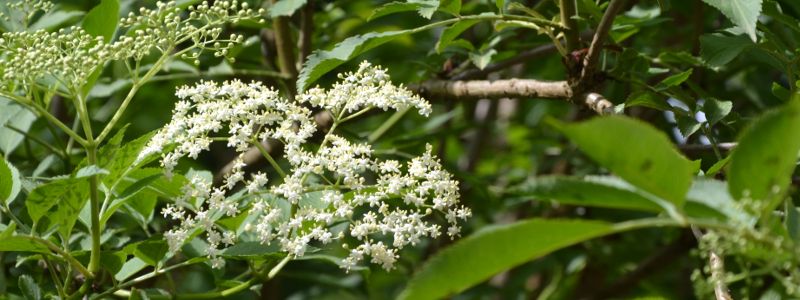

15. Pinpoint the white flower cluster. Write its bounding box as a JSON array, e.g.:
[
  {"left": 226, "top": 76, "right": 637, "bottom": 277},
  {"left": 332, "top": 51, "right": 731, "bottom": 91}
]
[
  {"left": 145, "top": 62, "right": 471, "bottom": 271},
  {"left": 0, "top": 1, "right": 260, "bottom": 94},
  {"left": 299, "top": 62, "right": 432, "bottom": 117}
]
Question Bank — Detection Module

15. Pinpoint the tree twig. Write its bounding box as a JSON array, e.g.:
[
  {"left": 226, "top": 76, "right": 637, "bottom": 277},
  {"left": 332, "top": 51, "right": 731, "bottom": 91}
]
[
  {"left": 271, "top": 0, "right": 298, "bottom": 96},
  {"left": 298, "top": 1, "right": 314, "bottom": 66},
  {"left": 580, "top": 0, "right": 626, "bottom": 81}
]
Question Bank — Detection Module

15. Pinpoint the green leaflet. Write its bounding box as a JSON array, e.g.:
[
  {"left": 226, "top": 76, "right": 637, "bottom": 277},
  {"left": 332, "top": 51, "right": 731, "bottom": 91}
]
[
  {"left": 398, "top": 219, "right": 614, "bottom": 300},
  {"left": 701, "top": 0, "right": 762, "bottom": 41},
  {"left": 553, "top": 116, "right": 697, "bottom": 208},
  {"left": 728, "top": 98, "right": 800, "bottom": 201}
]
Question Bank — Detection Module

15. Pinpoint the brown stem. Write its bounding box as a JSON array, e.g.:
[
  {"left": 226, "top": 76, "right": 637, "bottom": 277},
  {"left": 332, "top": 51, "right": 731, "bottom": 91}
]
[
  {"left": 271, "top": 1, "right": 298, "bottom": 96},
  {"left": 580, "top": 0, "right": 626, "bottom": 81},
  {"left": 298, "top": 1, "right": 314, "bottom": 66}
]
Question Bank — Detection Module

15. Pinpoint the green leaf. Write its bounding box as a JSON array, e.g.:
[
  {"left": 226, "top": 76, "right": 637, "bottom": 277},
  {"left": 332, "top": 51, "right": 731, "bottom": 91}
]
[
  {"left": 687, "top": 178, "right": 754, "bottom": 224},
  {"left": 706, "top": 155, "right": 731, "bottom": 177},
  {"left": 398, "top": 219, "right": 614, "bottom": 300},
  {"left": 728, "top": 99, "right": 800, "bottom": 201},
  {"left": 115, "top": 257, "right": 147, "bottom": 281},
  {"left": 0, "top": 98, "right": 37, "bottom": 156},
  {"left": 701, "top": 0, "right": 762, "bottom": 41},
  {"left": 554, "top": 116, "right": 697, "bottom": 207},
  {"left": 81, "top": 0, "right": 119, "bottom": 42},
  {"left": 26, "top": 178, "right": 89, "bottom": 228},
  {"left": 0, "top": 236, "right": 49, "bottom": 253},
  {"left": 700, "top": 34, "right": 752, "bottom": 68},
  {"left": 80, "top": 0, "right": 119, "bottom": 97},
  {"left": 676, "top": 114, "right": 702, "bottom": 138},
  {"left": 269, "top": 0, "right": 308, "bottom": 17},
  {"left": 134, "top": 239, "right": 169, "bottom": 266},
  {"left": 772, "top": 82, "right": 791, "bottom": 102},
  {"left": 19, "top": 275, "right": 41, "bottom": 300},
  {"left": 436, "top": 19, "right": 480, "bottom": 53},
  {"left": 510, "top": 176, "right": 663, "bottom": 212},
  {"left": 625, "top": 91, "right": 670, "bottom": 111},
  {"left": 0, "top": 156, "right": 21, "bottom": 205},
  {"left": 655, "top": 69, "right": 693, "bottom": 91},
  {"left": 29, "top": 10, "right": 84, "bottom": 31},
  {"left": 469, "top": 49, "right": 497, "bottom": 70},
  {"left": 369, "top": 2, "right": 435, "bottom": 21},
  {"left": 439, "top": 0, "right": 461, "bottom": 16},
  {"left": 298, "top": 29, "right": 419, "bottom": 92},
  {"left": 496, "top": 0, "right": 506, "bottom": 12},
  {"left": 703, "top": 98, "right": 733, "bottom": 125}
]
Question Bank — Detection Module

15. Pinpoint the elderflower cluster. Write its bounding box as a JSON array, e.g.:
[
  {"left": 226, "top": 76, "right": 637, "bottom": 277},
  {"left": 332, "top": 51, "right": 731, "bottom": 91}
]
[
  {"left": 300, "top": 62, "right": 432, "bottom": 116},
  {"left": 0, "top": 0, "right": 261, "bottom": 94},
  {"left": 145, "top": 62, "right": 471, "bottom": 271}
]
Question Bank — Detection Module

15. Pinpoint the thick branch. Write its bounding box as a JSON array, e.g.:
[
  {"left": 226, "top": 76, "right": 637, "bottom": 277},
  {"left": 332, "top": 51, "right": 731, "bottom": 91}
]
[{"left": 412, "top": 79, "right": 572, "bottom": 99}]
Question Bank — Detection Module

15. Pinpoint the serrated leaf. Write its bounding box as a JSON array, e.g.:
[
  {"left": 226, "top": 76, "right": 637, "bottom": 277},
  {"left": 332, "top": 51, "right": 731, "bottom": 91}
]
[
  {"left": 19, "top": 275, "right": 41, "bottom": 300},
  {"left": 469, "top": 49, "right": 497, "bottom": 70},
  {"left": 398, "top": 219, "right": 614, "bottom": 300},
  {"left": 702, "top": 98, "right": 733, "bottom": 125},
  {"left": 699, "top": 34, "right": 752, "bottom": 67},
  {"left": 701, "top": 0, "right": 762, "bottom": 41},
  {"left": 26, "top": 178, "right": 89, "bottom": 229},
  {"left": 728, "top": 98, "right": 800, "bottom": 201},
  {"left": 269, "top": 0, "right": 308, "bottom": 17},
  {"left": 0, "top": 157, "right": 21, "bottom": 205},
  {"left": 676, "top": 114, "right": 702, "bottom": 138},
  {"left": 436, "top": 19, "right": 480, "bottom": 53},
  {"left": 369, "top": 2, "right": 434, "bottom": 21},
  {"left": 298, "top": 29, "right": 417, "bottom": 92},
  {"left": 554, "top": 116, "right": 697, "bottom": 207}
]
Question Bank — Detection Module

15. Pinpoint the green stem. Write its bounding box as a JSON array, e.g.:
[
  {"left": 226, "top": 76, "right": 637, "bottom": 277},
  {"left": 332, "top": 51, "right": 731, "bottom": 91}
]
[
  {"left": 253, "top": 139, "right": 287, "bottom": 178},
  {"left": 368, "top": 107, "right": 409, "bottom": 143},
  {"left": 96, "top": 53, "right": 172, "bottom": 144},
  {"left": 91, "top": 259, "right": 205, "bottom": 300},
  {"left": 559, "top": 0, "right": 580, "bottom": 52},
  {"left": 86, "top": 145, "right": 102, "bottom": 277},
  {"left": 0, "top": 92, "right": 88, "bottom": 146},
  {"left": 21, "top": 235, "right": 92, "bottom": 280}
]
